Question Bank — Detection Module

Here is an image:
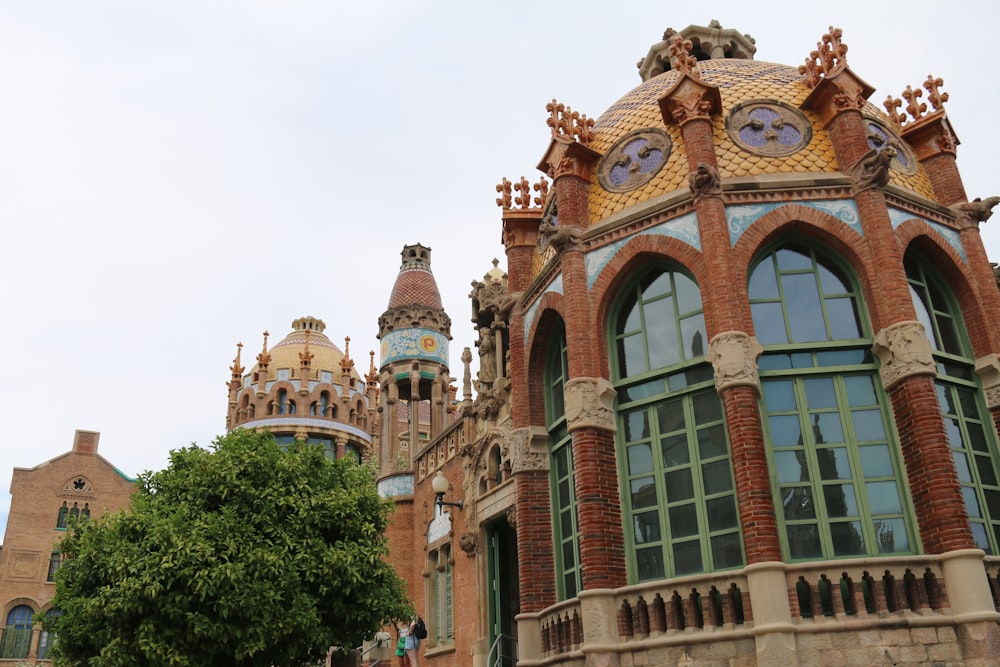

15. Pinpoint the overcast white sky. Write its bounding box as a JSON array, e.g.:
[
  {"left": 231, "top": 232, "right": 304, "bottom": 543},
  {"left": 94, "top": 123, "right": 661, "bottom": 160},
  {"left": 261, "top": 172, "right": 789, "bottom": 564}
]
[{"left": 2, "top": 1, "right": 999, "bottom": 530}]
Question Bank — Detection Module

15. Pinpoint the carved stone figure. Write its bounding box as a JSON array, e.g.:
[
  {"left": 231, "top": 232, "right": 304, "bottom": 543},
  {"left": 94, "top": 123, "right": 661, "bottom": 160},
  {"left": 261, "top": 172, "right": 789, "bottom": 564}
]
[
  {"left": 538, "top": 220, "right": 584, "bottom": 253},
  {"left": 688, "top": 162, "right": 721, "bottom": 198},
  {"left": 872, "top": 321, "right": 935, "bottom": 389},
  {"left": 851, "top": 145, "right": 897, "bottom": 192},
  {"left": 706, "top": 331, "right": 763, "bottom": 392},
  {"left": 459, "top": 532, "right": 478, "bottom": 557},
  {"left": 477, "top": 327, "right": 497, "bottom": 387},
  {"left": 954, "top": 196, "right": 1000, "bottom": 227}
]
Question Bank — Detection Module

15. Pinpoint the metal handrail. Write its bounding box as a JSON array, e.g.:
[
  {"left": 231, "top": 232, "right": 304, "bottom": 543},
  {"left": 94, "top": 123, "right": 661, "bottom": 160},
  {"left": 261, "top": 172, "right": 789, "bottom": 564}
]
[{"left": 486, "top": 633, "right": 518, "bottom": 667}]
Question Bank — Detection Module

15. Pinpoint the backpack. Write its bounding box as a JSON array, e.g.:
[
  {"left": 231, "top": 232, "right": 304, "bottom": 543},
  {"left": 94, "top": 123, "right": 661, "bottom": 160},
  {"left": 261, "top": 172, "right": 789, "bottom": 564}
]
[{"left": 413, "top": 616, "right": 427, "bottom": 639}]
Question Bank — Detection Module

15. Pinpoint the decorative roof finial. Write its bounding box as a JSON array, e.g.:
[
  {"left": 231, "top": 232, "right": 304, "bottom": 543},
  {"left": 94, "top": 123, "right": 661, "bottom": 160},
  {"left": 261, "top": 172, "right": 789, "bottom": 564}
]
[
  {"left": 230, "top": 342, "right": 245, "bottom": 382},
  {"left": 299, "top": 330, "right": 313, "bottom": 367},
  {"left": 341, "top": 336, "right": 355, "bottom": 372},
  {"left": 924, "top": 75, "right": 949, "bottom": 111},
  {"left": 366, "top": 350, "right": 378, "bottom": 389},
  {"left": 257, "top": 331, "right": 271, "bottom": 369},
  {"left": 799, "top": 26, "right": 849, "bottom": 88},
  {"left": 669, "top": 33, "right": 699, "bottom": 78},
  {"left": 545, "top": 99, "right": 594, "bottom": 145}
]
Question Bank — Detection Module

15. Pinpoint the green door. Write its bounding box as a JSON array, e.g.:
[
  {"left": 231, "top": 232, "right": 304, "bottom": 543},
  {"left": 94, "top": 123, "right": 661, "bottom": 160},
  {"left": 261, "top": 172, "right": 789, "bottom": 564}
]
[{"left": 487, "top": 518, "right": 518, "bottom": 667}]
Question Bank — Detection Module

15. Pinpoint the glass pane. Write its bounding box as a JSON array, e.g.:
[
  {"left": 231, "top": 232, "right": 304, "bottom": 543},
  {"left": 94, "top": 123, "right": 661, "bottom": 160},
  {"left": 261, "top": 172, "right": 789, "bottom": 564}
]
[
  {"left": 642, "top": 272, "right": 673, "bottom": 300},
  {"left": 661, "top": 434, "right": 690, "bottom": 468},
  {"left": 958, "top": 387, "right": 980, "bottom": 416},
  {"left": 953, "top": 451, "right": 972, "bottom": 483},
  {"left": 636, "top": 546, "right": 664, "bottom": 581},
  {"left": 782, "top": 486, "right": 816, "bottom": 520},
  {"left": 711, "top": 533, "right": 743, "bottom": 569},
  {"left": 859, "top": 445, "right": 893, "bottom": 477},
  {"left": 817, "top": 447, "right": 851, "bottom": 480},
  {"left": 749, "top": 257, "right": 779, "bottom": 298},
  {"left": 810, "top": 412, "right": 844, "bottom": 444},
  {"left": 873, "top": 518, "right": 909, "bottom": 553},
  {"left": 866, "top": 481, "right": 902, "bottom": 514},
  {"left": 769, "top": 415, "right": 802, "bottom": 447},
  {"left": 697, "top": 424, "right": 727, "bottom": 460},
  {"left": 702, "top": 459, "right": 734, "bottom": 494},
  {"left": 776, "top": 246, "right": 812, "bottom": 270},
  {"left": 817, "top": 257, "right": 850, "bottom": 293},
  {"left": 763, "top": 380, "right": 796, "bottom": 411},
  {"left": 804, "top": 377, "right": 837, "bottom": 409},
  {"left": 823, "top": 484, "right": 858, "bottom": 518},
  {"left": 657, "top": 399, "right": 685, "bottom": 434},
  {"left": 628, "top": 443, "right": 653, "bottom": 475},
  {"left": 633, "top": 511, "right": 661, "bottom": 544},
  {"left": 560, "top": 510, "right": 572, "bottom": 535},
  {"left": 617, "top": 297, "right": 641, "bottom": 334},
  {"left": 668, "top": 504, "right": 699, "bottom": 537},
  {"left": 962, "top": 487, "right": 982, "bottom": 518},
  {"left": 976, "top": 453, "right": 999, "bottom": 487},
  {"left": 558, "top": 480, "right": 571, "bottom": 506},
  {"left": 674, "top": 273, "right": 702, "bottom": 313},
  {"left": 706, "top": 496, "right": 738, "bottom": 531},
  {"left": 775, "top": 450, "right": 809, "bottom": 483},
  {"left": 631, "top": 477, "right": 657, "bottom": 508},
  {"left": 787, "top": 524, "right": 822, "bottom": 559},
  {"left": 693, "top": 391, "right": 723, "bottom": 423},
  {"left": 910, "top": 284, "right": 936, "bottom": 350},
  {"left": 844, "top": 374, "right": 877, "bottom": 406},
  {"left": 784, "top": 273, "right": 826, "bottom": 342},
  {"left": 672, "top": 540, "right": 703, "bottom": 575},
  {"left": 944, "top": 418, "right": 964, "bottom": 448},
  {"left": 967, "top": 423, "right": 989, "bottom": 453},
  {"left": 562, "top": 541, "right": 576, "bottom": 568},
  {"left": 665, "top": 469, "right": 694, "bottom": 502},
  {"left": 680, "top": 314, "right": 707, "bottom": 359},
  {"left": 623, "top": 409, "right": 649, "bottom": 442},
  {"left": 830, "top": 521, "right": 865, "bottom": 556},
  {"left": 645, "top": 298, "right": 680, "bottom": 370},
  {"left": 618, "top": 334, "right": 646, "bottom": 377},
  {"left": 817, "top": 349, "right": 869, "bottom": 366},
  {"left": 971, "top": 522, "right": 991, "bottom": 552},
  {"left": 851, "top": 409, "right": 886, "bottom": 441},
  {"left": 984, "top": 489, "right": 1000, "bottom": 522},
  {"left": 826, "top": 298, "right": 861, "bottom": 339},
  {"left": 751, "top": 302, "right": 787, "bottom": 344}
]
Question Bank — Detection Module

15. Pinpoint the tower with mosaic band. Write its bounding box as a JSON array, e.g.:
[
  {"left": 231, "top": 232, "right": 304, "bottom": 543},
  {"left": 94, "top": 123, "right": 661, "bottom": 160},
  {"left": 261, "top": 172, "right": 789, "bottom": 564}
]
[{"left": 377, "top": 244, "right": 454, "bottom": 483}]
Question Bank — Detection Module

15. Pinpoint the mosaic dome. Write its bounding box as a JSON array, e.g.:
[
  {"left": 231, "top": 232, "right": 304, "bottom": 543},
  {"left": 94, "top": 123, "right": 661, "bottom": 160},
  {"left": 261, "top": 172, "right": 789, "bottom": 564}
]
[{"left": 586, "top": 57, "right": 936, "bottom": 224}]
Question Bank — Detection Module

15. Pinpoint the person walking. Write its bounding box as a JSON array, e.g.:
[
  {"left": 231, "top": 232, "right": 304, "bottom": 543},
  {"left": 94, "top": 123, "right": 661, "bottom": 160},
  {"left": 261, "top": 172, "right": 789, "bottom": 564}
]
[
  {"left": 405, "top": 617, "right": 422, "bottom": 667},
  {"left": 395, "top": 623, "right": 410, "bottom": 667}
]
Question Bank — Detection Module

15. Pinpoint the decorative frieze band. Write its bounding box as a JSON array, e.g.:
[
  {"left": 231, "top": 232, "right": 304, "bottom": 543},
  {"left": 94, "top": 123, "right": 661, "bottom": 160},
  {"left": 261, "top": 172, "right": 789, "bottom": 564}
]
[
  {"left": 872, "top": 321, "right": 936, "bottom": 389},
  {"left": 564, "top": 377, "right": 617, "bottom": 434},
  {"left": 509, "top": 426, "right": 550, "bottom": 474},
  {"left": 706, "top": 331, "right": 763, "bottom": 393}
]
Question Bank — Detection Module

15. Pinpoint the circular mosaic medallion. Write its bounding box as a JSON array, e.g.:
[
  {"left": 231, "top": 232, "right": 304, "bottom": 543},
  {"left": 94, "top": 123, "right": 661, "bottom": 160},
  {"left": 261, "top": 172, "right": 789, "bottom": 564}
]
[
  {"left": 726, "top": 100, "right": 812, "bottom": 157},
  {"left": 597, "top": 128, "right": 672, "bottom": 192},
  {"left": 863, "top": 117, "right": 918, "bottom": 176}
]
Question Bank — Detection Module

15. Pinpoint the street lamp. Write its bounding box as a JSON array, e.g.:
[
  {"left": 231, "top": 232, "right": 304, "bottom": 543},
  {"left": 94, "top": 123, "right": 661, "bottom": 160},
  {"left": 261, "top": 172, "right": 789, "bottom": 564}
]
[{"left": 432, "top": 470, "right": 463, "bottom": 511}]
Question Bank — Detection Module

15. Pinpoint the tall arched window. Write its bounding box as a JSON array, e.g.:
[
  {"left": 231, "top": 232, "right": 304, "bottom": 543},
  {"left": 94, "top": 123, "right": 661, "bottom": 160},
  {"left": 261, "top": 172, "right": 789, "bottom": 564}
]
[
  {"left": 430, "top": 543, "right": 453, "bottom": 645},
  {"left": 546, "top": 322, "right": 581, "bottom": 599},
  {"left": 751, "top": 242, "right": 914, "bottom": 560},
  {"left": 907, "top": 252, "right": 1000, "bottom": 553},
  {"left": 0, "top": 605, "right": 34, "bottom": 659},
  {"left": 612, "top": 267, "right": 742, "bottom": 581}
]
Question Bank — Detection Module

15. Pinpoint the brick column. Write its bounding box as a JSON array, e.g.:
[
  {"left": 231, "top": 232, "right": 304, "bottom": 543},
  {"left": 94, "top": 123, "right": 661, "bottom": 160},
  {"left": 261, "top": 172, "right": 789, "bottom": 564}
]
[
  {"left": 804, "top": 67, "right": 975, "bottom": 554},
  {"left": 661, "top": 65, "right": 783, "bottom": 564}
]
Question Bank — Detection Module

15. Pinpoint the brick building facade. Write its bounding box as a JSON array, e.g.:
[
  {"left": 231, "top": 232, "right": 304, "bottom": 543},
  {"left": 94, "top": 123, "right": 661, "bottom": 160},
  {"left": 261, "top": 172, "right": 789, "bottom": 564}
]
[{"left": 0, "top": 430, "right": 136, "bottom": 664}]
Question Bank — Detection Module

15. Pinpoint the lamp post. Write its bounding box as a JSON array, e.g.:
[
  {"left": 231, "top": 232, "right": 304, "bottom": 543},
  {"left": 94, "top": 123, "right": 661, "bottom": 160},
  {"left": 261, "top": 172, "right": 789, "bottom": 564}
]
[{"left": 432, "top": 470, "right": 463, "bottom": 511}]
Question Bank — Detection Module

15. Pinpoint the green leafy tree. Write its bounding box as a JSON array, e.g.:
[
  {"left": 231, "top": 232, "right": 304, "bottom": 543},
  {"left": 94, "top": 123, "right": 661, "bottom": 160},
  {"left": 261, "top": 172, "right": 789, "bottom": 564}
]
[{"left": 47, "top": 429, "right": 411, "bottom": 666}]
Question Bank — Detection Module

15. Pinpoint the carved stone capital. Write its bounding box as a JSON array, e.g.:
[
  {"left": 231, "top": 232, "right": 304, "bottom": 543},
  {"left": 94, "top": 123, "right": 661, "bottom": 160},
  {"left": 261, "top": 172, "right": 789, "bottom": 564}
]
[
  {"left": 872, "top": 321, "right": 936, "bottom": 389},
  {"left": 564, "top": 377, "right": 617, "bottom": 434},
  {"left": 657, "top": 75, "right": 722, "bottom": 126},
  {"left": 706, "top": 331, "right": 763, "bottom": 392},
  {"left": 976, "top": 354, "right": 1000, "bottom": 410},
  {"left": 509, "top": 426, "right": 550, "bottom": 474}
]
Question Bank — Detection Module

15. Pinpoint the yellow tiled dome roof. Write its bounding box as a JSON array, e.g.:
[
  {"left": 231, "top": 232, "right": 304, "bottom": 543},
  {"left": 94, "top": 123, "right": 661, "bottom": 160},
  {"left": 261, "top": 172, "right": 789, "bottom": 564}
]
[
  {"left": 250, "top": 317, "right": 363, "bottom": 384},
  {"left": 587, "top": 58, "right": 936, "bottom": 223}
]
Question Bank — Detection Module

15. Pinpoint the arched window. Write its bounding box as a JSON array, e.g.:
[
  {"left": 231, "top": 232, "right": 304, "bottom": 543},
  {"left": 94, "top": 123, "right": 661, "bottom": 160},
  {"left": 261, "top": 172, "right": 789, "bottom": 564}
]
[
  {"left": 277, "top": 389, "right": 288, "bottom": 415},
  {"left": 907, "top": 253, "right": 1000, "bottom": 553},
  {"left": 0, "top": 605, "right": 34, "bottom": 659},
  {"left": 546, "top": 322, "right": 581, "bottom": 599},
  {"left": 320, "top": 391, "right": 330, "bottom": 417},
  {"left": 36, "top": 609, "right": 60, "bottom": 660},
  {"left": 613, "top": 267, "right": 742, "bottom": 580},
  {"left": 47, "top": 551, "right": 61, "bottom": 582},
  {"left": 752, "top": 242, "right": 914, "bottom": 560},
  {"left": 56, "top": 501, "right": 68, "bottom": 529}
]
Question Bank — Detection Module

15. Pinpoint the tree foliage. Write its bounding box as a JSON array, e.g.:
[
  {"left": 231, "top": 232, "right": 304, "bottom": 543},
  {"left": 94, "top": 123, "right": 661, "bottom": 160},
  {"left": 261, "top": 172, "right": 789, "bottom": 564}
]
[{"left": 48, "top": 429, "right": 411, "bottom": 666}]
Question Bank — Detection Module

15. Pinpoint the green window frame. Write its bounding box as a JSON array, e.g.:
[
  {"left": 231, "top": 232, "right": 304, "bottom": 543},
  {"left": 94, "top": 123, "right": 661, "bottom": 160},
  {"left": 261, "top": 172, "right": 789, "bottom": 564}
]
[
  {"left": 752, "top": 242, "right": 915, "bottom": 561},
  {"left": 546, "top": 324, "right": 581, "bottom": 600},
  {"left": 431, "top": 543, "right": 453, "bottom": 644},
  {"left": 907, "top": 254, "right": 1000, "bottom": 553},
  {"left": 612, "top": 267, "right": 743, "bottom": 581}
]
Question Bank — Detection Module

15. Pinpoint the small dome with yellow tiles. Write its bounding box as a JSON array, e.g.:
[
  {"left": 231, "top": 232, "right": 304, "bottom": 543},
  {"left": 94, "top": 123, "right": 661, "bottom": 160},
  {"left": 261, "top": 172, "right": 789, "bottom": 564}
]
[
  {"left": 586, "top": 23, "right": 935, "bottom": 224},
  {"left": 250, "top": 316, "right": 363, "bottom": 384}
]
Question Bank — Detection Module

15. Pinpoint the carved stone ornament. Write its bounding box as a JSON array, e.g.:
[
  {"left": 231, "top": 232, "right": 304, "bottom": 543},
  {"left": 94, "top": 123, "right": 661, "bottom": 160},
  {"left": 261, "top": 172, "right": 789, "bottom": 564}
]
[
  {"left": 726, "top": 100, "right": 812, "bottom": 157},
  {"left": 537, "top": 220, "right": 584, "bottom": 254},
  {"left": 459, "top": 532, "right": 479, "bottom": 558},
  {"left": 864, "top": 117, "right": 918, "bottom": 176},
  {"left": 975, "top": 354, "right": 1000, "bottom": 410},
  {"left": 564, "top": 377, "right": 617, "bottom": 434},
  {"left": 706, "top": 331, "right": 764, "bottom": 392},
  {"left": 597, "top": 128, "right": 673, "bottom": 193},
  {"left": 849, "top": 145, "right": 896, "bottom": 193},
  {"left": 872, "top": 321, "right": 936, "bottom": 389},
  {"left": 688, "top": 162, "right": 721, "bottom": 199},
  {"left": 953, "top": 197, "right": 1000, "bottom": 229},
  {"left": 509, "top": 426, "right": 550, "bottom": 474}
]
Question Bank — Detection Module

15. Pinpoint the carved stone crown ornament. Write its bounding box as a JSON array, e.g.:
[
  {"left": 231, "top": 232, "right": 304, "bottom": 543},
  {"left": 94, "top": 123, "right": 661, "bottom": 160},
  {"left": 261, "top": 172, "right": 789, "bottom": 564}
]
[
  {"left": 508, "top": 426, "right": 549, "bottom": 474},
  {"left": 705, "top": 331, "right": 764, "bottom": 393},
  {"left": 564, "top": 377, "right": 617, "bottom": 434}
]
